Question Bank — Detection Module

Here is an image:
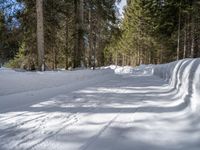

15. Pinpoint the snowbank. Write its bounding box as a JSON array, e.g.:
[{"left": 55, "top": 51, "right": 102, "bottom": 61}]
[
  {"left": 153, "top": 59, "right": 200, "bottom": 112},
  {"left": 102, "top": 65, "right": 133, "bottom": 74},
  {"left": 0, "top": 68, "right": 113, "bottom": 96},
  {"left": 105, "top": 64, "right": 153, "bottom": 75},
  {"left": 105, "top": 59, "right": 200, "bottom": 112},
  {"left": 132, "top": 64, "right": 153, "bottom": 76}
]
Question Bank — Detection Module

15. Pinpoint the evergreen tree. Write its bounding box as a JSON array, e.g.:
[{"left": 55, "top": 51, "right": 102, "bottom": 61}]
[{"left": 105, "top": 0, "right": 200, "bottom": 66}]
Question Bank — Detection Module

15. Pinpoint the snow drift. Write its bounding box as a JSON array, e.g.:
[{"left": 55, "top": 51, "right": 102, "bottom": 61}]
[
  {"left": 0, "top": 68, "right": 112, "bottom": 96},
  {"left": 106, "top": 64, "right": 153, "bottom": 75},
  {"left": 107, "top": 59, "right": 200, "bottom": 112},
  {"left": 153, "top": 59, "right": 200, "bottom": 112}
]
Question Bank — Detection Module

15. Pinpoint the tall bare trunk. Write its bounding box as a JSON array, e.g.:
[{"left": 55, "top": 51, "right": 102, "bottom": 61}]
[
  {"left": 74, "top": 0, "right": 84, "bottom": 68},
  {"left": 190, "top": 15, "right": 195, "bottom": 58},
  {"left": 177, "top": 7, "right": 181, "bottom": 60},
  {"left": 93, "top": 32, "right": 97, "bottom": 69},
  {"left": 183, "top": 16, "right": 187, "bottom": 59},
  {"left": 36, "top": 0, "right": 45, "bottom": 71},
  {"left": 65, "top": 9, "right": 69, "bottom": 70},
  {"left": 80, "top": 0, "right": 84, "bottom": 67},
  {"left": 53, "top": 48, "right": 57, "bottom": 70},
  {"left": 122, "top": 54, "right": 125, "bottom": 66},
  {"left": 88, "top": 5, "right": 92, "bottom": 67},
  {"left": 138, "top": 50, "right": 140, "bottom": 65},
  {"left": 160, "top": 48, "right": 163, "bottom": 63},
  {"left": 114, "top": 48, "right": 118, "bottom": 66},
  {"left": 74, "top": 0, "right": 79, "bottom": 68},
  {"left": 148, "top": 50, "right": 151, "bottom": 64}
]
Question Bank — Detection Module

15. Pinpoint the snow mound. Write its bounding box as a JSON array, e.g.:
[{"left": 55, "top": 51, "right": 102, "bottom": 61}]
[
  {"left": 132, "top": 64, "right": 153, "bottom": 76},
  {"left": 114, "top": 66, "right": 133, "bottom": 74},
  {"left": 0, "top": 67, "right": 15, "bottom": 73},
  {"left": 153, "top": 59, "right": 200, "bottom": 112},
  {"left": 102, "top": 65, "right": 132, "bottom": 74},
  {"left": 104, "top": 64, "right": 153, "bottom": 75},
  {"left": 0, "top": 68, "right": 113, "bottom": 96}
]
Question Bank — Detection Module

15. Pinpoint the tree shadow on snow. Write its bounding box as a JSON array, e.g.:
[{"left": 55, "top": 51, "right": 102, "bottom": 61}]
[{"left": 0, "top": 59, "right": 200, "bottom": 150}]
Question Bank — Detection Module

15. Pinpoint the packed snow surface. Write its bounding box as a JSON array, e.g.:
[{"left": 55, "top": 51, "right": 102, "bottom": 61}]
[{"left": 0, "top": 59, "right": 200, "bottom": 150}]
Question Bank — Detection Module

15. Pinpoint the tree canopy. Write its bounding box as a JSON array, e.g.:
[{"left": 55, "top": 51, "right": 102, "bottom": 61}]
[
  {"left": 0, "top": 0, "right": 200, "bottom": 69},
  {"left": 105, "top": 0, "right": 200, "bottom": 66}
]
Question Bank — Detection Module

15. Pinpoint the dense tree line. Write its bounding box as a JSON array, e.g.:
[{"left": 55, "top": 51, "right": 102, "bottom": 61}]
[
  {"left": 1, "top": 0, "right": 200, "bottom": 70},
  {"left": 0, "top": 0, "right": 120, "bottom": 70},
  {"left": 105, "top": 0, "right": 200, "bottom": 66},
  {"left": 0, "top": 0, "right": 22, "bottom": 66}
]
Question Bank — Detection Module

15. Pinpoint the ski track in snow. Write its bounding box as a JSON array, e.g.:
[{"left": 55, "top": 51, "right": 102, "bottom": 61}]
[{"left": 0, "top": 59, "right": 200, "bottom": 150}]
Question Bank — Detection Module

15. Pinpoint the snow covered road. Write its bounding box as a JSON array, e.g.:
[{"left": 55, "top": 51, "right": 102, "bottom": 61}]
[{"left": 0, "top": 59, "right": 200, "bottom": 150}]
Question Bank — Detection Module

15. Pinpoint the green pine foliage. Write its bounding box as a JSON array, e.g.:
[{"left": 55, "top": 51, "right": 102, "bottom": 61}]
[
  {"left": 105, "top": 0, "right": 200, "bottom": 66},
  {"left": 6, "top": 42, "right": 36, "bottom": 70},
  {"left": 1, "top": 0, "right": 200, "bottom": 69},
  {"left": 1, "top": 0, "right": 119, "bottom": 70}
]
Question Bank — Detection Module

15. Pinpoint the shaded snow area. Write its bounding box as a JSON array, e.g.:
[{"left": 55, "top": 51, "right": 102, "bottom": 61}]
[{"left": 0, "top": 59, "right": 200, "bottom": 150}]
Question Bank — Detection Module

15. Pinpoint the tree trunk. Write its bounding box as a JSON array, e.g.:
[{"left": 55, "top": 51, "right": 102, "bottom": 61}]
[
  {"left": 183, "top": 16, "right": 187, "bottom": 59},
  {"left": 137, "top": 48, "right": 140, "bottom": 65},
  {"left": 93, "top": 33, "right": 97, "bottom": 69},
  {"left": 122, "top": 54, "right": 125, "bottom": 66},
  {"left": 114, "top": 49, "right": 118, "bottom": 66},
  {"left": 79, "top": 0, "right": 85, "bottom": 67},
  {"left": 53, "top": 48, "right": 57, "bottom": 70},
  {"left": 74, "top": 0, "right": 79, "bottom": 68},
  {"left": 190, "top": 15, "right": 195, "bottom": 58},
  {"left": 88, "top": 5, "right": 92, "bottom": 67},
  {"left": 36, "top": 0, "right": 45, "bottom": 71},
  {"left": 74, "top": 0, "right": 84, "bottom": 68},
  {"left": 148, "top": 50, "right": 151, "bottom": 64},
  {"left": 177, "top": 7, "right": 181, "bottom": 60},
  {"left": 65, "top": 10, "right": 69, "bottom": 70}
]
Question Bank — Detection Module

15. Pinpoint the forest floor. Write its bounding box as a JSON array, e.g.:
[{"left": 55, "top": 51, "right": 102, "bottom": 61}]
[{"left": 0, "top": 62, "right": 200, "bottom": 150}]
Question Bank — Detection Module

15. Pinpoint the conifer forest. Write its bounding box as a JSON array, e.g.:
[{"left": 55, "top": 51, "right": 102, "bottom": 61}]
[{"left": 0, "top": 0, "right": 200, "bottom": 69}]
